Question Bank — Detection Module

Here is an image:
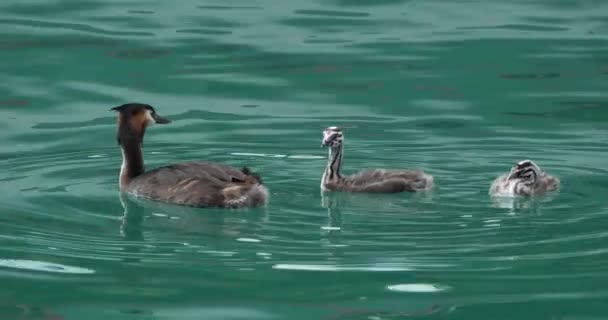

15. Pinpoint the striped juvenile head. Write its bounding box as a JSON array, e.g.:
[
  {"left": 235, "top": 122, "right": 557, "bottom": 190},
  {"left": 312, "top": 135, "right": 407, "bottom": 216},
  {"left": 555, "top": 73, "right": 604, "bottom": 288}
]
[
  {"left": 321, "top": 126, "right": 344, "bottom": 148},
  {"left": 509, "top": 159, "right": 542, "bottom": 184}
]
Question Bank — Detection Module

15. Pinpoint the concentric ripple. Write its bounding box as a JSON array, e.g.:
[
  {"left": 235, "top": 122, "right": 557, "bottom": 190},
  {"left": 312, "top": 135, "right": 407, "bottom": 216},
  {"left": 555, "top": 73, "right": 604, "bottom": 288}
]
[{"left": 1, "top": 0, "right": 608, "bottom": 318}]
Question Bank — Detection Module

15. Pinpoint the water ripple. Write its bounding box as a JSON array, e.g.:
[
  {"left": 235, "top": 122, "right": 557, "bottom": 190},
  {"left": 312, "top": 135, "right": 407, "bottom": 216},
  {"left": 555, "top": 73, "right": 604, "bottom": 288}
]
[
  {"left": 0, "top": 0, "right": 607, "bottom": 317},
  {"left": 0, "top": 259, "right": 94, "bottom": 274}
]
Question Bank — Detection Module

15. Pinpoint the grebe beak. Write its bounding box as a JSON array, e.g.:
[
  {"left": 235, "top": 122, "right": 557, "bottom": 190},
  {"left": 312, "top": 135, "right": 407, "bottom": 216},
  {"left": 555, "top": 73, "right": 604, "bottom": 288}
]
[{"left": 152, "top": 113, "right": 171, "bottom": 124}]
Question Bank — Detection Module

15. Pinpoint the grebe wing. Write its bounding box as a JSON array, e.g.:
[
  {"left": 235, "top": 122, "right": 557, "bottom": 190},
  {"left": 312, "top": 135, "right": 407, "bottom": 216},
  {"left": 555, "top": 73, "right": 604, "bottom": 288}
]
[
  {"left": 126, "top": 162, "right": 254, "bottom": 207},
  {"left": 345, "top": 169, "right": 433, "bottom": 192},
  {"left": 127, "top": 161, "right": 246, "bottom": 193},
  {"left": 348, "top": 169, "right": 430, "bottom": 184},
  {"left": 350, "top": 179, "right": 416, "bottom": 193},
  {"left": 140, "top": 161, "right": 247, "bottom": 184}
]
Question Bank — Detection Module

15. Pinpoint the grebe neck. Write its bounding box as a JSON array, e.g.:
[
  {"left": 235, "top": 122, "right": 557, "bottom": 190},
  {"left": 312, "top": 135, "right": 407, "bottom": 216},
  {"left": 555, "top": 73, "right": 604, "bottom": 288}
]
[
  {"left": 119, "top": 138, "right": 145, "bottom": 190},
  {"left": 322, "top": 145, "right": 343, "bottom": 186}
]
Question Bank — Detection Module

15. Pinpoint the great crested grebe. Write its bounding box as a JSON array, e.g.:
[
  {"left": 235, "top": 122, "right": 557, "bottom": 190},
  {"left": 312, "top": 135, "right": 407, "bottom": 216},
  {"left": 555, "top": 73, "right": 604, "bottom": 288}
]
[
  {"left": 490, "top": 159, "right": 560, "bottom": 197},
  {"left": 111, "top": 103, "right": 268, "bottom": 208},
  {"left": 320, "top": 126, "right": 434, "bottom": 193}
]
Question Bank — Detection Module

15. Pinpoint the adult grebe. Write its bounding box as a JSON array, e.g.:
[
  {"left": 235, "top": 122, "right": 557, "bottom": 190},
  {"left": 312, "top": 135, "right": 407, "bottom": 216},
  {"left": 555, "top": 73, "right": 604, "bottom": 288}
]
[
  {"left": 112, "top": 103, "right": 268, "bottom": 208},
  {"left": 490, "top": 159, "right": 560, "bottom": 196},
  {"left": 320, "top": 126, "right": 434, "bottom": 193}
]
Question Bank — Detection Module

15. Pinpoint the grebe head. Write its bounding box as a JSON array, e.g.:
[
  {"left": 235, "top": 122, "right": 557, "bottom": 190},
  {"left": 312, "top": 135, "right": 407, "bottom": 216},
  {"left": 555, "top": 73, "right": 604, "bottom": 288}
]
[
  {"left": 111, "top": 103, "right": 170, "bottom": 145},
  {"left": 508, "top": 159, "right": 541, "bottom": 184},
  {"left": 321, "top": 126, "right": 344, "bottom": 148}
]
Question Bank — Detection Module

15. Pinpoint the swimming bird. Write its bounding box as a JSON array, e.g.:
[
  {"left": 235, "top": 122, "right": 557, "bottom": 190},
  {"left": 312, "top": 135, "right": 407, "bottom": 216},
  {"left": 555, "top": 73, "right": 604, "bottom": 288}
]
[
  {"left": 320, "top": 126, "right": 434, "bottom": 193},
  {"left": 489, "top": 160, "right": 560, "bottom": 197},
  {"left": 111, "top": 103, "right": 268, "bottom": 208}
]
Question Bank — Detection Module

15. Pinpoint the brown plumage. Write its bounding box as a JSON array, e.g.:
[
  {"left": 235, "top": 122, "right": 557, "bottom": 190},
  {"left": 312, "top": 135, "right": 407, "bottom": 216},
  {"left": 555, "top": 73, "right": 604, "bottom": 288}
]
[
  {"left": 323, "top": 169, "right": 433, "bottom": 193},
  {"left": 111, "top": 103, "right": 268, "bottom": 208},
  {"left": 320, "top": 126, "right": 434, "bottom": 193}
]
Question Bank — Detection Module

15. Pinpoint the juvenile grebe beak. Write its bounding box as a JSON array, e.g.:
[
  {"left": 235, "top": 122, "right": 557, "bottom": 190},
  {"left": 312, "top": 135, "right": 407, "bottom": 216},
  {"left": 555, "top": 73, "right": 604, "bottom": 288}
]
[{"left": 152, "top": 113, "right": 171, "bottom": 124}]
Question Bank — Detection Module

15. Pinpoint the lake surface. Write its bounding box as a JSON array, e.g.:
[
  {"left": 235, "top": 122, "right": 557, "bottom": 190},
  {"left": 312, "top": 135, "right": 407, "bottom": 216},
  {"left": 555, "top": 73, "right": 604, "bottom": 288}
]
[{"left": 1, "top": 0, "right": 608, "bottom": 319}]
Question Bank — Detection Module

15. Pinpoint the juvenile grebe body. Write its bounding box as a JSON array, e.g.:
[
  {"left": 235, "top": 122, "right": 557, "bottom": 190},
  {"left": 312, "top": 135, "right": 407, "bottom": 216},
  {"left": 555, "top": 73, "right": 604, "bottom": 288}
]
[
  {"left": 490, "top": 160, "right": 559, "bottom": 197},
  {"left": 112, "top": 103, "right": 268, "bottom": 208},
  {"left": 320, "top": 126, "right": 433, "bottom": 193}
]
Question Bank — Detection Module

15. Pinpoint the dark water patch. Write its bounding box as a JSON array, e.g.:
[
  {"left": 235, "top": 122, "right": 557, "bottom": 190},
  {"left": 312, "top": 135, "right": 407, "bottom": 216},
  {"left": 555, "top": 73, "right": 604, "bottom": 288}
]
[
  {"left": 177, "top": 60, "right": 354, "bottom": 76},
  {"left": 360, "top": 30, "right": 383, "bottom": 35},
  {"left": 304, "top": 38, "right": 353, "bottom": 44},
  {"left": 176, "top": 28, "right": 233, "bottom": 35},
  {"left": 197, "top": 5, "right": 261, "bottom": 10},
  {"left": 504, "top": 103, "right": 608, "bottom": 122},
  {"left": 558, "top": 101, "right": 607, "bottom": 109},
  {"left": 330, "top": 0, "right": 411, "bottom": 6},
  {"left": 503, "top": 111, "right": 549, "bottom": 118},
  {"left": 0, "top": 305, "right": 61, "bottom": 319},
  {"left": 0, "top": 18, "right": 153, "bottom": 37},
  {"left": 180, "top": 42, "right": 247, "bottom": 55},
  {"left": 172, "top": 110, "right": 271, "bottom": 122},
  {"left": 10, "top": 131, "right": 81, "bottom": 144},
  {"left": 458, "top": 24, "right": 569, "bottom": 32},
  {"left": 163, "top": 78, "right": 292, "bottom": 101},
  {"left": 87, "top": 15, "right": 164, "bottom": 29},
  {"left": 127, "top": 10, "right": 155, "bottom": 14},
  {"left": 32, "top": 117, "right": 109, "bottom": 130},
  {"left": 0, "top": 99, "right": 28, "bottom": 107},
  {"left": 2, "top": 1, "right": 104, "bottom": 15},
  {"left": 188, "top": 16, "right": 242, "bottom": 29},
  {"left": 280, "top": 17, "right": 376, "bottom": 29},
  {"left": 345, "top": 39, "right": 446, "bottom": 55},
  {"left": 106, "top": 48, "right": 172, "bottom": 59},
  {"left": 412, "top": 85, "right": 463, "bottom": 99},
  {"left": 589, "top": 16, "right": 608, "bottom": 23},
  {"left": 377, "top": 37, "right": 401, "bottom": 41},
  {"left": 20, "top": 187, "right": 41, "bottom": 192},
  {"left": 524, "top": 16, "right": 573, "bottom": 25},
  {"left": 294, "top": 9, "right": 370, "bottom": 18},
  {"left": 414, "top": 118, "right": 476, "bottom": 130},
  {"left": 500, "top": 72, "right": 560, "bottom": 79},
  {"left": 321, "top": 81, "right": 383, "bottom": 92},
  {"left": 311, "top": 65, "right": 352, "bottom": 74},
  {"left": 259, "top": 57, "right": 426, "bottom": 74},
  {"left": 0, "top": 36, "right": 116, "bottom": 51},
  {"left": 317, "top": 28, "right": 348, "bottom": 34},
  {"left": 0, "top": 175, "right": 28, "bottom": 182}
]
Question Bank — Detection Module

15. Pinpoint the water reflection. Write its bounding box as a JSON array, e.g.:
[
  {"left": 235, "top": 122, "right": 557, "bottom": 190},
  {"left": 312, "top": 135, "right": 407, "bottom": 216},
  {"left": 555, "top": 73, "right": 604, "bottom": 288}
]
[
  {"left": 118, "top": 192, "right": 270, "bottom": 242},
  {"left": 490, "top": 192, "right": 559, "bottom": 214},
  {"left": 119, "top": 193, "right": 144, "bottom": 242}
]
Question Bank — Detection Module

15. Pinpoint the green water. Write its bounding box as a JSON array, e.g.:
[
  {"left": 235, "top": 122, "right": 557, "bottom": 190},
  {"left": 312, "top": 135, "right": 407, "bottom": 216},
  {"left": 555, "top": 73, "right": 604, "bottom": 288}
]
[{"left": 1, "top": 0, "right": 608, "bottom": 319}]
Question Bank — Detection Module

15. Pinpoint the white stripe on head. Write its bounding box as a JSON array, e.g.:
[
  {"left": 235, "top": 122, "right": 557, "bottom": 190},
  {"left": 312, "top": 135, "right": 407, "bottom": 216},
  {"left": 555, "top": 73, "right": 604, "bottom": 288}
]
[
  {"left": 322, "top": 126, "right": 344, "bottom": 147},
  {"left": 145, "top": 109, "right": 156, "bottom": 124}
]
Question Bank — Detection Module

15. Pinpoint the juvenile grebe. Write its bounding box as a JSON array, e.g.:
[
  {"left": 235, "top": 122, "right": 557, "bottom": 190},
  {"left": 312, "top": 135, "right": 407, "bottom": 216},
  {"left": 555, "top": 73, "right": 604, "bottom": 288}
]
[
  {"left": 320, "top": 126, "right": 434, "bottom": 193},
  {"left": 490, "top": 160, "right": 560, "bottom": 197},
  {"left": 111, "top": 103, "right": 268, "bottom": 208}
]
